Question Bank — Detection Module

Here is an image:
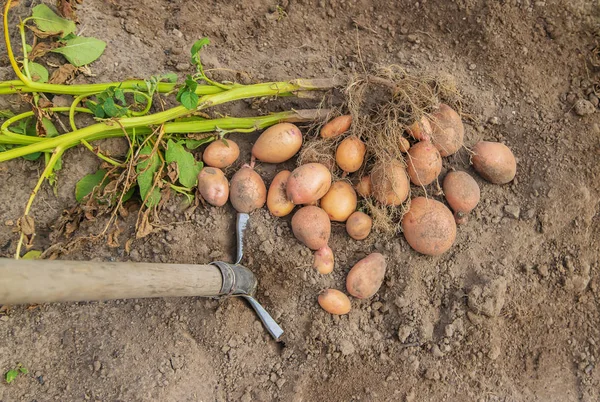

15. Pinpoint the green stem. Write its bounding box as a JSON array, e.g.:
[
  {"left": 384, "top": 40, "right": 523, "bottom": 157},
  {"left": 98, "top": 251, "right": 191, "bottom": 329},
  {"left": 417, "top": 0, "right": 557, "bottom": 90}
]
[
  {"left": 80, "top": 139, "right": 123, "bottom": 167},
  {"left": 1, "top": 107, "right": 92, "bottom": 136},
  {"left": 0, "top": 80, "right": 324, "bottom": 161}
]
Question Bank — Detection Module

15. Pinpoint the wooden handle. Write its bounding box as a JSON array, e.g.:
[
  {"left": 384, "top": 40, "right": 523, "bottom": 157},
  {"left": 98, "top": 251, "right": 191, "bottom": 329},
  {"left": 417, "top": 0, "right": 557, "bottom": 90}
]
[{"left": 0, "top": 258, "right": 223, "bottom": 304}]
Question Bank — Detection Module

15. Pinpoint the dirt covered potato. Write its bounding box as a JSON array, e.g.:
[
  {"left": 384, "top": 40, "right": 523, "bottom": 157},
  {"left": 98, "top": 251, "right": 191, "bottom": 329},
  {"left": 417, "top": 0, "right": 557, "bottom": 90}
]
[
  {"left": 472, "top": 141, "right": 516, "bottom": 184},
  {"left": 346, "top": 253, "right": 386, "bottom": 299},
  {"left": 406, "top": 141, "right": 442, "bottom": 186},
  {"left": 345, "top": 211, "right": 372, "bottom": 240},
  {"left": 229, "top": 166, "right": 267, "bottom": 213},
  {"left": 202, "top": 139, "right": 239, "bottom": 168},
  {"left": 320, "top": 115, "right": 352, "bottom": 139},
  {"left": 429, "top": 104, "right": 464, "bottom": 156},
  {"left": 401, "top": 197, "right": 456, "bottom": 256},
  {"left": 291, "top": 206, "right": 331, "bottom": 250},
  {"left": 443, "top": 171, "right": 480, "bottom": 224},
  {"left": 267, "top": 170, "right": 295, "bottom": 217},
  {"left": 252, "top": 123, "right": 303, "bottom": 163},
  {"left": 197, "top": 167, "right": 229, "bottom": 207},
  {"left": 371, "top": 160, "right": 410, "bottom": 206},
  {"left": 320, "top": 181, "right": 357, "bottom": 222},
  {"left": 313, "top": 246, "right": 334, "bottom": 274},
  {"left": 335, "top": 136, "right": 366, "bottom": 173},
  {"left": 355, "top": 175, "right": 372, "bottom": 198},
  {"left": 318, "top": 289, "right": 351, "bottom": 315},
  {"left": 286, "top": 163, "right": 332, "bottom": 205}
]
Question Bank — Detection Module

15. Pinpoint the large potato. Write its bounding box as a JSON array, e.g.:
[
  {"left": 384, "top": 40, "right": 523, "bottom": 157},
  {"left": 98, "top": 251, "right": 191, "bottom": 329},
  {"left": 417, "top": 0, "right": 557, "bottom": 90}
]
[
  {"left": 197, "top": 167, "right": 229, "bottom": 207},
  {"left": 401, "top": 197, "right": 456, "bottom": 256},
  {"left": 252, "top": 123, "right": 303, "bottom": 163},
  {"left": 371, "top": 160, "right": 410, "bottom": 206},
  {"left": 335, "top": 136, "right": 366, "bottom": 173},
  {"left": 320, "top": 115, "right": 352, "bottom": 139},
  {"left": 407, "top": 141, "right": 442, "bottom": 186},
  {"left": 229, "top": 167, "right": 267, "bottom": 213},
  {"left": 320, "top": 181, "right": 357, "bottom": 222},
  {"left": 267, "top": 170, "right": 294, "bottom": 217},
  {"left": 346, "top": 253, "right": 386, "bottom": 299},
  {"left": 286, "top": 163, "right": 332, "bottom": 205},
  {"left": 291, "top": 206, "right": 331, "bottom": 250},
  {"left": 472, "top": 141, "right": 516, "bottom": 184},
  {"left": 202, "top": 139, "right": 239, "bottom": 168},
  {"left": 318, "top": 289, "right": 351, "bottom": 315},
  {"left": 429, "top": 104, "right": 464, "bottom": 156}
]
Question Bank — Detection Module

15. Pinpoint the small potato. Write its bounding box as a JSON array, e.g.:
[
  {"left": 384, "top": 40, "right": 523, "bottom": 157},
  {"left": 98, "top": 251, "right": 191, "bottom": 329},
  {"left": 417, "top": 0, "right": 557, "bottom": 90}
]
[
  {"left": 202, "top": 139, "right": 239, "bottom": 168},
  {"left": 346, "top": 253, "right": 386, "bottom": 299},
  {"left": 320, "top": 181, "right": 357, "bottom": 222},
  {"left": 407, "top": 141, "right": 442, "bottom": 186},
  {"left": 399, "top": 137, "right": 411, "bottom": 153},
  {"left": 320, "top": 115, "right": 352, "bottom": 139},
  {"left": 371, "top": 160, "right": 410, "bottom": 206},
  {"left": 443, "top": 171, "right": 480, "bottom": 220},
  {"left": 407, "top": 116, "right": 432, "bottom": 141},
  {"left": 472, "top": 141, "right": 516, "bottom": 184},
  {"left": 252, "top": 123, "right": 302, "bottom": 163},
  {"left": 291, "top": 206, "right": 331, "bottom": 250},
  {"left": 197, "top": 167, "right": 229, "bottom": 207},
  {"left": 286, "top": 163, "right": 332, "bottom": 205},
  {"left": 267, "top": 170, "right": 294, "bottom": 217},
  {"left": 429, "top": 104, "right": 464, "bottom": 156},
  {"left": 335, "top": 136, "right": 366, "bottom": 173},
  {"left": 318, "top": 289, "right": 351, "bottom": 315},
  {"left": 346, "top": 211, "right": 372, "bottom": 240},
  {"left": 229, "top": 167, "right": 267, "bottom": 213},
  {"left": 313, "top": 246, "right": 334, "bottom": 274},
  {"left": 401, "top": 197, "right": 456, "bottom": 256},
  {"left": 355, "top": 176, "right": 372, "bottom": 198}
]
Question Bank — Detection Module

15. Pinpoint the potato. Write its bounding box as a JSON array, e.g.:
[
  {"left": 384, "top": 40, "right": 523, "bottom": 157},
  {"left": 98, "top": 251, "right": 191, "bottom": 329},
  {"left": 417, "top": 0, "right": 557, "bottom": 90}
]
[
  {"left": 318, "top": 289, "right": 351, "bottom": 315},
  {"left": 252, "top": 123, "right": 302, "bottom": 163},
  {"left": 346, "top": 211, "right": 372, "bottom": 240},
  {"left": 286, "top": 163, "right": 332, "bottom": 205},
  {"left": 320, "top": 115, "right": 352, "bottom": 139},
  {"left": 267, "top": 170, "right": 294, "bottom": 217},
  {"left": 399, "top": 137, "right": 411, "bottom": 153},
  {"left": 401, "top": 197, "right": 456, "bottom": 256},
  {"left": 335, "top": 136, "right": 366, "bottom": 173},
  {"left": 320, "top": 181, "right": 357, "bottom": 222},
  {"left": 371, "top": 160, "right": 410, "bottom": 206},
  {"left": 291, "top": 206, "right": 331, "bottom": 250},
  {"left": 313, "top": 246, "right": 334, "bottom": 274},
  {"left": 346, "top": 253, "right": 386, "bottom": 299},
  {"left": 406, "top": 141, "right": 442, "bottom": 186},
  {"left": 443, "top": 171, "right": 480, "bottom": 224},
  {"left": 407, "top": 116, "right": 432, "bottom": 141},
  {"left": 229, "top": 166, "right": 267, "bottom": 213},
  {"left": 429, "top": 104, "right": 464, "bottom": 156},
  {"left": 471, "top": 141, "right": 516, "bottom": 184},
  {"left": 355, "top": 175, "right": 372, "bottom": 198},
  {"left": 202, "top": 139, "right": 239, "bottom": 168},
  {"left": 197, "top": 167, "right": 229, "bottom": 207}
]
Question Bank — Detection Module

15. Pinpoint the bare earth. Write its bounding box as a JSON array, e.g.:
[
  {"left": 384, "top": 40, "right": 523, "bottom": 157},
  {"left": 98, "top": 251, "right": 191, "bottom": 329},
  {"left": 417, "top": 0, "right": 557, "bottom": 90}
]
[{"left": 1, "top": 0, "right": 600, "bottom": 401}]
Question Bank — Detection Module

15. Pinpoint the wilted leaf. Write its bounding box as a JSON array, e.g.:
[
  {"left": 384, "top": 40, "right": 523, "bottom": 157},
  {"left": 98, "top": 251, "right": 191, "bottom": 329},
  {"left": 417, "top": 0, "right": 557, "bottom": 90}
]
[
  {"left": 48, "top": 64, "right": 78, "bottom": 84},
  {"left": 107, "top": 225, "right": 122, "bottom": 248},
  {"left": 136, "top": 146, "right": 161, "bottom": 207},
  {"left": 31, "top": 4, "right": 76, "bottom": 37},
  {"left": 165, "top": 139, "right": 202, "bottom": 188},
  {"left": 22, "top": 250, "right": 42, "bottom": 260},
  {"left": 27, "top": 25, "right": 63, "bottom": 39},
  {"left": 28, "top": 62, "right": 49, "bottom": 83},
  {"left": 51, "top": 36, "right": 106, "bottom": 67},
  {"left": 29, "top": 42, "right": 60, "bottom": 61},
  {"left": 57, "top": 0, "right": 81, "bottom": 22},
  {"left": 136, "top": 209, "right": 154, "bottom": 239},
  {"left": 18, "top": 215, "right": 35, "bottom": 236},
  {"left": 75, "top": 169, "right": 108, "bottom": 202}
]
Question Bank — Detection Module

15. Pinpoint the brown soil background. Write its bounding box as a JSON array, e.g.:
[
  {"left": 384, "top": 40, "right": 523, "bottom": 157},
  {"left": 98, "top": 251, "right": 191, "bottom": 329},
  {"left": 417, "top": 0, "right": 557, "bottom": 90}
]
[{"left": 1, "top": 0, "right": 600, "bottom": 401}]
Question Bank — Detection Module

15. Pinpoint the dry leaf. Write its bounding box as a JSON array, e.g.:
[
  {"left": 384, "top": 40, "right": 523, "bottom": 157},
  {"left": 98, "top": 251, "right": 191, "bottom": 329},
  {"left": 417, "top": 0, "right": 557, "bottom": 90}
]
[
  {"left": 166, "top": 162, "right": 179, "bottom": 183},
  {"left": 57, "top": 0, "right": 81, "bottom": 22},
  {"left": 48, "top": 64, "right": 78, "bottom": 84},
  {"left": 18, "top": 215, "right": 35, "bottom": 236},
  {"left": 136, "top": 210, "right": 154, "bottom": 239},
  {"left": 124, "top": 238, "right": 133, "bottom": 254},
  {"left": 38, "top": 98, "right": 53, "bottom": 109},
  {"left": 107, "top": 225, "right": 122, "bottom": 248},
  {"left": 29, "top": 42, "right": 60, "bottom": 61}
]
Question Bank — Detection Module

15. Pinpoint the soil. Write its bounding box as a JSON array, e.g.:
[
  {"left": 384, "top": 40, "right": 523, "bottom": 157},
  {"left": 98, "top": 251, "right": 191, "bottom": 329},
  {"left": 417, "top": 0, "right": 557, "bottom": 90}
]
[{"left": 1, "top": 0, "right": 600, "bottom": 401}]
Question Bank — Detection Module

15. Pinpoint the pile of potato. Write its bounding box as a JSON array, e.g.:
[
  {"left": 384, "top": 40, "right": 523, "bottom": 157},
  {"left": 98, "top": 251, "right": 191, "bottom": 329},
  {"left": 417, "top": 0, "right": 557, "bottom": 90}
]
[{"left": 196, "top": 105, "right": 516, "bottom": 315}]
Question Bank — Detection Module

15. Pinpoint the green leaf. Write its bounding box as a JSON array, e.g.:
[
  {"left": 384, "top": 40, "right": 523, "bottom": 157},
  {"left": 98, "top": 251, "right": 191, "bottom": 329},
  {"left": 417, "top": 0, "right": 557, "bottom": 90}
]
[
  {"left": 136, "top": 146, "right": 162, "bottom": 207},
  {"left": 0, "top": 110, "right": 15, "bottom": 119},
  {"left": 28, "top": 62, "right": 48, "bottom": 83},
  {"left": 31, "top": 4, "right": 76, "bottom": 37},
  {"left": 122, "top": 187, "right": 135, "bottom": 203},
  {"left": 101, "top": 97, "right": 119, "bottom": 117},
  {"left": 165, "top": 139, "right": 203, "bottom": 188},
  {"left": 184, "top": 76, "right": 198, "bottom": 92},
  {"left": 179, "top": 91, "right": 198, "bottom": 110},
  {"left": 185, "top": 137, "right": 214, "bottom": 150},
  {"left": 41, "top": 118, "right": 59, "bottom": 137},
  {"left": 75, "top": 169, "right": 108, "bottom": 202},
  {"left": 5, "top": 369, "right": 18, "bottom": 384},
  {"left": 114, "top": 88, "right": 126, "bottom": 105},
  {"left": 134, "top": 93, "right": 146, "bottom": 103},
  {"left": 51, "top": 36, "right": 107, "bottom": 67},
  {"left": 22, "top": 250, "right": 42, "bottom": 260},
  {"left": 159, "top": 72, "right": 178, "bottom": 83},
  {"left": 191, "top": 38, "right": 211, "bottom": 58},
  {"left": 85, "top": 101, "right": 105, "bottom": 118},
  {"left": 18, "top": 367, "right": 28, "bottom": 374},
  {"left": 22, "top": 152, "right": 42, "bottom": 161}
]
